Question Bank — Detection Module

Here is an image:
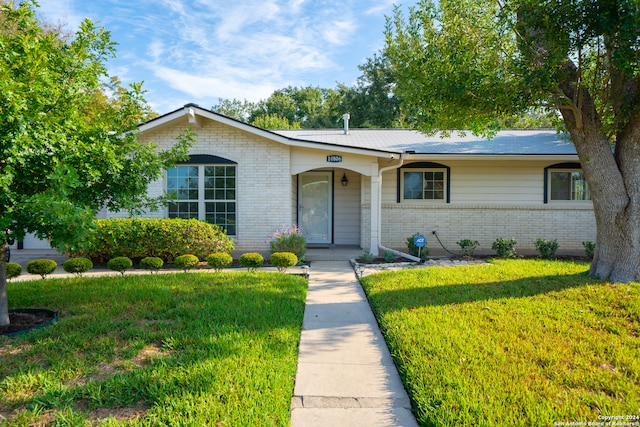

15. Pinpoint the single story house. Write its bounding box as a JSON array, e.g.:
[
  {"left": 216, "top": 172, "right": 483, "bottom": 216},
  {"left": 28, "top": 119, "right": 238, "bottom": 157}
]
[{"left": 19, "top": 103, "right": 597, "bottom": 256}]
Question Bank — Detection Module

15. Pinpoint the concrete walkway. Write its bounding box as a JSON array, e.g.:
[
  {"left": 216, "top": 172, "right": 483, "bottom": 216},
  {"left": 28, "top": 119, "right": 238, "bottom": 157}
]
[{"left": 290, "top": 261, "right": 419, "bottom": 427}]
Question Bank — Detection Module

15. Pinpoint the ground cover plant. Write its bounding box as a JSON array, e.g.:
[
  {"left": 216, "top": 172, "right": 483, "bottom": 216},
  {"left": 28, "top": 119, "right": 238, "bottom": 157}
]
[
  {"left": 360, "top": 260, "right": 640, "bottom": 427},
  {"left": 0, "top": 272, "right": 307, "bottom": 426}
]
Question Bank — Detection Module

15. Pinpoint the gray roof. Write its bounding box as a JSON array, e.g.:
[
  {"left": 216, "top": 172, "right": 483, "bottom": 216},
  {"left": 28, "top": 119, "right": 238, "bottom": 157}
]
[{"left": 273, "top": 129, "right": 577, "bottom": 155}]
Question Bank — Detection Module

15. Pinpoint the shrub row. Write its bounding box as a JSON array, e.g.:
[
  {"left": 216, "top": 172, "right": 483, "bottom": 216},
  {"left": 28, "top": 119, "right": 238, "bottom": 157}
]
[
  {"left": 74, "top": 218, "right": 234, "bottom": 264},
  {"left": 8, "top": 251, "right": 300, "bottom": 279},
  {"left": 402, "top": 233, "right": 595, "bottom": 261}
]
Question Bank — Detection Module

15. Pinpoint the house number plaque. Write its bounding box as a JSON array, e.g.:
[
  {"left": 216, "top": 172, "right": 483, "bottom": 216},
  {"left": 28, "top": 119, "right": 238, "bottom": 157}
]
[{"left": 326, "top": 155, "right": 343, "bottom": 163}]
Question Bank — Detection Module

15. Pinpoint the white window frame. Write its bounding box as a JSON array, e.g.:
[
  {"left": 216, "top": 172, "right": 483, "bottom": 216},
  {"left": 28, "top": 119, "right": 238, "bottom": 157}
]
[
  {"left": 548, "top": 169, "right": 591, "bottom": 202},
  {"left": 401, "top": 168, "right": 448, "bottom": 203},
  {"left": 167, "top": 164, "right": 237, "bottom": 235}
]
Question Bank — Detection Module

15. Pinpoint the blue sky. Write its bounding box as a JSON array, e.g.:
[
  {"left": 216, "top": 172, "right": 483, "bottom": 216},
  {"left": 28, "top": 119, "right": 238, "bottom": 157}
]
[{"left": 35, "top": 0, "right": 403, "bottom": 114}]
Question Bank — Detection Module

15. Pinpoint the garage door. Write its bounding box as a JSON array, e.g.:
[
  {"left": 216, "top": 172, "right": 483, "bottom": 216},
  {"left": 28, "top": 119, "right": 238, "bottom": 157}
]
[{"left": 21, "top": 233, "right": 53, "bottom": 249}]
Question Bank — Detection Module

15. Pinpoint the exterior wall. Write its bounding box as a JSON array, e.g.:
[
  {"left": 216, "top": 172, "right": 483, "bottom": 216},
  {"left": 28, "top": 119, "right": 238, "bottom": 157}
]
[
  {"left": 137, "top": 119, "right": 293, "bottom": 252},
  {"left": 361, "top": 159, "right": 597, "bottom": 255},
  {"left": 333, "top": 169, "right": 361, "bottom": 245}
]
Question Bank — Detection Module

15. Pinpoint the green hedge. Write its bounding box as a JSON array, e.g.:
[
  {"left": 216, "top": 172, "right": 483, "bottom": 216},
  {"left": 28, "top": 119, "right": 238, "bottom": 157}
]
[{"left": 77, "top": 218, "right": 234, "bottom": 264}]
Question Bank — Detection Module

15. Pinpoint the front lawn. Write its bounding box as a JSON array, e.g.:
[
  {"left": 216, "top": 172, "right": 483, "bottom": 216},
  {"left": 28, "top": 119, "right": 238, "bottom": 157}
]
[
  {"left": 360, "top": 259, "right": 640, "bottom": 427},
  {"left": 0, "top": 272, "right": 307, "bottom": 426}
]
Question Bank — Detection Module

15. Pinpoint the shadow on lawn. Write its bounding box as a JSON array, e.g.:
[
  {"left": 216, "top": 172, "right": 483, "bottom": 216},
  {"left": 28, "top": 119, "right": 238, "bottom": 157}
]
[
  {"left": 0, "top": 272, "right": 307, "bottom": 420},
  {"left": 366, "top": 271, "right": 603, "bottom": 310}
]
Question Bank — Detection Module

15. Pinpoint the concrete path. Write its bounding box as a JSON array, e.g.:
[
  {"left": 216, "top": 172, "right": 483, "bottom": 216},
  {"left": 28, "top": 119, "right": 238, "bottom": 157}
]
[{"left": 290, "top": 261, "right": 419, "bottom": 427}]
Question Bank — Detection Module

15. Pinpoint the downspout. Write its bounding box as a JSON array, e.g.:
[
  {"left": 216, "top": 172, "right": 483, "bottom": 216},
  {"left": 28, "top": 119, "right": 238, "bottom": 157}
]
[{"left": 376, "top": 153, "right": 421, "bottom": 262}]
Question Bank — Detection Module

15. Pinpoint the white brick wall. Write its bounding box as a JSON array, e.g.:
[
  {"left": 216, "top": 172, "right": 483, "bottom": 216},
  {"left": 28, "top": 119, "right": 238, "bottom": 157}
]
[
  {"left": 138, "top": 120, "right": 293, "bottom": 252},
  {"left": 375, "top": 203, "right": 596, "bottom": 256}
]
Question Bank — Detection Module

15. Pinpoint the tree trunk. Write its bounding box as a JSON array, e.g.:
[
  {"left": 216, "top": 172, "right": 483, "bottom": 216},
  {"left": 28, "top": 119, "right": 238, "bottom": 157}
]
[
  {"left": 0, "top": 242, "right": 9, "bottom": 326},
  {"left": 562, "top": 113, "right": 640, "bottom": 283}
]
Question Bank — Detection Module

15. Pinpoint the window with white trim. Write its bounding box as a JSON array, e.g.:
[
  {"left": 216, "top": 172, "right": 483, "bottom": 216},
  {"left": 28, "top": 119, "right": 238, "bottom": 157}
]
[
  {"left": 401, "top": 168, "right": 447, "bottom": 201},
  {"left": 167, "top": 164, "right": 236, "bottom": 235},
  {"left": 549, "top": 170, "right": 590, "bottom": 201}
]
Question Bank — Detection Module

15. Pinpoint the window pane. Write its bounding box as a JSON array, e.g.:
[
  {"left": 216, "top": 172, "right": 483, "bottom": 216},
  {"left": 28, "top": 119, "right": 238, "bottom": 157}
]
[
  {"left": 571, "top": 172, "right": 590, "bottom": 200},
  {"left": 423, "top": 170, "right": 444, "bottom": 200},
  {"left": 551, "top": 170, "right": 590, "bottom": 201},
  {"left": 404, "top": 172, "right": 423, "bottom": 199},
  {"left": 205, "top": 201, "right": 236, "bottom": 235},
  {"left": 168, "top": 166, "right": 199, "bottom": 200},
  {"left": 168, "top": 202, "right": 198, "bottom": 219}
]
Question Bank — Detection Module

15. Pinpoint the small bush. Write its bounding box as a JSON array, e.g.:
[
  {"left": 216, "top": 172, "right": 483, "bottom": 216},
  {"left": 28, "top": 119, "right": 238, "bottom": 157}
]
[
  {"left": 492, "top": 237, "right": 517, "bottom": 258},
  {"left": 270, "top": 252, "right": 298, "bottom": 272},
  {"left": 63, "top": 258, "right": 93, "bottom": 277},
  {"left": 140, "top": 256, "right": 164, "bottom": 273},
  {"left": 6, "top": 262, "right": 22, "bottom": 280},
  {"left": 358, "top": 251, "right": 375, "bottom": 263},
  {"left": 174, "top": 254, "right": 200, "bottom": 272},
  {"left": 26, "top": 259, "right": 58, "bottom": 279},
  {"left": 107, "top": 257, "right": 133, "bottom": 276},
  {"left": 407, "top": 233, "right": 429, "bottom": 260},
  {"left": 457, "top": 239, "right": 480, "bottom": 257},
  {"left": 383, "top": 250, "right": 397, "bottom": 263},
  {"left": 207, "top": 252, "right": 233, "bottom": 272},
  {"left": 535, "top": 238, "right": 559, "bottom": 259},
  {"left": 269, "top": 224, "right": 306, "bottom": 261},
  {"left": 583, "top": 241, "right": 595, "bottom": 260},
  {"left": 239, "top": 252, "right": 264, "bottom": 271}
]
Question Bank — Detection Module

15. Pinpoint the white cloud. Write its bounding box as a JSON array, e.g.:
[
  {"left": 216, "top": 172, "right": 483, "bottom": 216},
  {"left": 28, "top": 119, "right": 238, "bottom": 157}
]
[
  {"left": 365, "top": 0, "right": 397, "bottom": 16},
  {"left": 152, "top": 66, "right": 276, "bottom": 102},
  {"left": 322, "top": 19, "right": 358, "bottom": 46}
]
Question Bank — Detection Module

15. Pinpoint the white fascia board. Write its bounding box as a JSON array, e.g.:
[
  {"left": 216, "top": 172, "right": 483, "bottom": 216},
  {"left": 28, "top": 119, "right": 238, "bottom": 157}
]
[{"left": 405, "top": 154, "right": 580, "bottom": 162}]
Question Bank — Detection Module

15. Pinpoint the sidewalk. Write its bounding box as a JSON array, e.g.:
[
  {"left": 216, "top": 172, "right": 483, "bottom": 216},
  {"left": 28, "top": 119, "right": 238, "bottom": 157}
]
[{"left": 290, "top": 261, "right": 418, "bottom": 427}]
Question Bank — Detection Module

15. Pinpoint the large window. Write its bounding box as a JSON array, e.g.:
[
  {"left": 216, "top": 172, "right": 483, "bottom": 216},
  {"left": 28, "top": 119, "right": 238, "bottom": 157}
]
[
  {"left": 401, "top": 167, "right": 448, "bottom": 202},
  {"left": 545, "top": 163, "right": 590, "bottom": 202},
  {"left": 167, "top": 163, "right": 236, "bottom": 235}
]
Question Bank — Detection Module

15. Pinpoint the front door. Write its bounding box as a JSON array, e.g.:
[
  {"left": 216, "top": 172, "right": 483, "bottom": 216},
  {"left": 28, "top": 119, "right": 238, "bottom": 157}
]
[{"left": 299, "top": 172, "right": 332, "bottom": 244}]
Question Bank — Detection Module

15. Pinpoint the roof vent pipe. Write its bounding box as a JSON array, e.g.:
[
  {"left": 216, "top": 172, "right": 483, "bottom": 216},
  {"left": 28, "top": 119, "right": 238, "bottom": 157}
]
[{"left": 342, "top": 113, "right": 350, "bottom": 135}]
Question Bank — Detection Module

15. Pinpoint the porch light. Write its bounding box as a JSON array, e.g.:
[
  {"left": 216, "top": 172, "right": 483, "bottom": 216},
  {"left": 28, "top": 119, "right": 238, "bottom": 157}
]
[{"left": 341, "top": 173, "right": 348, "bottom": 187}]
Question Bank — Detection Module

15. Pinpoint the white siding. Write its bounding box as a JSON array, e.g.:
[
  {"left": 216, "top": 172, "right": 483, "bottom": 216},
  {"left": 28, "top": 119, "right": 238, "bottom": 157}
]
[
  {"left": 333, "top": 169, "right": 361, "bottom": 245},
  {"left": 365, "top": 159, "right": 596, "bottom": 255}
]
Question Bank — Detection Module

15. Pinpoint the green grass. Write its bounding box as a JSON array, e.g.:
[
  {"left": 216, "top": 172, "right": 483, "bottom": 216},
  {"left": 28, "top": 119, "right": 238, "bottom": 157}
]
[
  {"left": 360, "top": 259, "right": 640, "bottom": 427},
  {"left": 0, "top": 272, "right": 307, "bottom": 426}
]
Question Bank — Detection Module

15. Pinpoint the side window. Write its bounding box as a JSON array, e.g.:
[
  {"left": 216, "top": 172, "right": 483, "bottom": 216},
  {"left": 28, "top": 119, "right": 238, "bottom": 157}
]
[
  {"left": 399, "top": 162, "right": 450, "bottom": 203},
  {"left": 545, "top": 163, "right": 590, "bottom": 203}
]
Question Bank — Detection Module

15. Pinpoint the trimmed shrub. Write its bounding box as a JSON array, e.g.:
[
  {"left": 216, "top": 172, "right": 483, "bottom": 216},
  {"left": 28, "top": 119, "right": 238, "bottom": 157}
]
[
  {"left": 6, "top": 262, "right": 22, "bottom": 280},
  {"left": 140, "top": 256, "right": 164, "bottom": 273},
  {"left": 26, "top": 259, "right": 58, "bottom": 279},
  {"left": 457, "top": 239, "right": 480, "bottom": 257},
  {"left": 383, "top": 250, "right": 397, "bottom": 263},
  {"left": 107, "top": 257, "right": 133, "bottom": 276},
  {"left": 207, "top": 252, "right": 233, "bottom": 272},
  {"left": 270, "top": 252, "right": 298, "bottom": 272},
  {"left": 407, "top": 232, "right": 429, "bottom": 260},
  {"left": 534, "top": 238, "right": 559, "bottom": 259},
  {"left": 492, "top": 237, "right": 517, "bottom": 258},
  {"left": 358, "top": 251, "right": 375, "bottom": 263},
  {"left": 76, "top": 218, "right": 234, "bottom": 264},
  {"left": 239, "top": 252, "right": 264, "bottom": 271},
  {"left": 269, "top": 225, "right": 306, "bottom": 262},
  {"left": 174, "top": 254, "right": 199, "bottom": 272},
  {"left": 63, "top": 258, "right": 93, "bottom": 277},
  {"left": 583, "top": 241, "right": 595, "bottom": 260}
]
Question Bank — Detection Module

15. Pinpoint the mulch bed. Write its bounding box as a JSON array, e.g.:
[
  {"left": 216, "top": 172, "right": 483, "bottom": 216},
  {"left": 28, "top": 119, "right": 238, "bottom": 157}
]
[{"left": 0, "top": 309, "right": 57, "bottom": 336}]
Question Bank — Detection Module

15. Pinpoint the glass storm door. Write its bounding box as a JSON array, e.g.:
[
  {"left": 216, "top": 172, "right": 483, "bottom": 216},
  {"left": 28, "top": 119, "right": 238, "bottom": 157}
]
[{"left": 299, "top": 172, "right": 332, "bottom": 244}]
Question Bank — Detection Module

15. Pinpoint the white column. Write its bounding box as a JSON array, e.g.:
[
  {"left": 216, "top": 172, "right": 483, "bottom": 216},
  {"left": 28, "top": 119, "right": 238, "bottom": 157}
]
[{"left": 369, "top": 163, "right": 380, "bottom": 255}]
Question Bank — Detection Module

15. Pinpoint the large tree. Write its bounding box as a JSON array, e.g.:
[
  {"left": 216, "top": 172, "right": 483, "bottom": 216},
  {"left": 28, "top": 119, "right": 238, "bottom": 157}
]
[
  {"left": 384, "top": 0, "right": 640, "bottom": 282},
  {"left": 0, "top": 1, "right": 193, "bottom": 325}
]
